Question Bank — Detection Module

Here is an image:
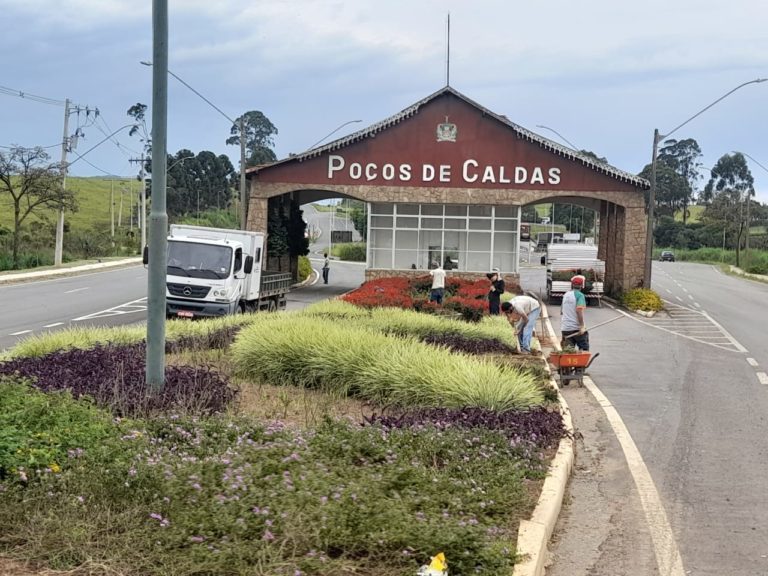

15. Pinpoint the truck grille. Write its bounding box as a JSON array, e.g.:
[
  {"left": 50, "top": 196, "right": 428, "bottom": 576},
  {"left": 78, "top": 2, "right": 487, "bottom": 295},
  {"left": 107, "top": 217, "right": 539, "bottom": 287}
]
[{"left": 167, "top": 283, "right": 211, "bottom": 298}]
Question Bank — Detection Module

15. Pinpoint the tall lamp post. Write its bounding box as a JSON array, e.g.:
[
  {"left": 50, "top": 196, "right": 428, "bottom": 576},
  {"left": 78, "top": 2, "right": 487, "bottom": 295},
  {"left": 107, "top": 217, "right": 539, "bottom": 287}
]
[
  {"left": 535, "top": 124, "right": 579, "bottom": 151},
  {"left": 644, "top": 78, "right": 766, "bottom": 287},
  {"left": 140, "top": 61, "right": 248, "bottom": 230}
]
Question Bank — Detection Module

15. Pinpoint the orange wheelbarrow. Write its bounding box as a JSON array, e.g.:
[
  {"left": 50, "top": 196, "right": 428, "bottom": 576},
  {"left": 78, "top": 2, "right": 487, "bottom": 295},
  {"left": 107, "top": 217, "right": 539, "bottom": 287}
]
[{"left": 548, "top": 351, "right": 600, "bottom": 386}]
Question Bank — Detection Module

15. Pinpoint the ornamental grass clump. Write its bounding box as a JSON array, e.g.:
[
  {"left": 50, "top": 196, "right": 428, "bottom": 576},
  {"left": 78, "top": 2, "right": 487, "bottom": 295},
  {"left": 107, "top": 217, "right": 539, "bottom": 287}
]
[
  {"left": 304, "top": 300, "right": 516, "bottom": 348},
  {"left": 0, "top": 343, "right": 235, "bottom": 416},
  {"left": 232, "top": 314, "right": 543, "bottom": 410},
  {"left": 622, "top": 288, "right": 664, "bottom": 312},
  {"left": 6, "top": 314, "right": 256, "bottom": 360}
]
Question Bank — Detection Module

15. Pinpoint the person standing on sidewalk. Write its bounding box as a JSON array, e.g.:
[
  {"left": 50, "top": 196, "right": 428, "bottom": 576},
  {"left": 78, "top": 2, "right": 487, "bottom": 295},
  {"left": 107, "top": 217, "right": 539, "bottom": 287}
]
[
  {"left": 502, "top": 294, "right": 541, "bottom": 355},
  {"left": 429, "top": 263, "right": 446, "bottom": 304},
  {"left": 322, "top": 253, "right": 330, "bottom": 284},
  {"left": 561, "top": 275, "right": 589, "bottom": 350}
]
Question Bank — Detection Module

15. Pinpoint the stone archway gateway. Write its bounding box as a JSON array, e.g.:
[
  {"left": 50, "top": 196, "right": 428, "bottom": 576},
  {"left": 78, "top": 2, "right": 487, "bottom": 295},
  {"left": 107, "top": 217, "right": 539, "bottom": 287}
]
[{"left": 246, "top": 86, "right": 650, "bottom": 296}]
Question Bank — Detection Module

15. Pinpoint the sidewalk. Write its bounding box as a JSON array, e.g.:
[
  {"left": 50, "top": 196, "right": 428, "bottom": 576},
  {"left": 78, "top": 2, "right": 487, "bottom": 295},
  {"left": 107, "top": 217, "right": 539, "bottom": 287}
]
[{"left": 0, "top": 258, "right": 143, "bottom": 285}]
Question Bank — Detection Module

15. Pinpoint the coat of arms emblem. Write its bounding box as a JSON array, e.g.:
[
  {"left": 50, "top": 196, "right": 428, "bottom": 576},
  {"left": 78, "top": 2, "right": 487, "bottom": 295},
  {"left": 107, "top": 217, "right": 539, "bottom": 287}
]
[{"left": 436, "top": 117, "right": 457, "bottom": 142}]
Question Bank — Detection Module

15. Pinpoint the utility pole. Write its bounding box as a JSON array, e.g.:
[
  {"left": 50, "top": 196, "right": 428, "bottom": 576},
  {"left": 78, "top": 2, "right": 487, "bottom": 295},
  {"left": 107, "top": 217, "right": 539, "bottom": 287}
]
[
  {"left": 54, "top": 99, "right": 70, "bottom": 266},
  {"left": 240, "top": 116, "right": 248, "bottom": 230},
  {"left": 129, "top": 155, "right": 148, "bottom": 250},
  {"left": 110, "top": 178, "right": 115, "bottom": 239}
]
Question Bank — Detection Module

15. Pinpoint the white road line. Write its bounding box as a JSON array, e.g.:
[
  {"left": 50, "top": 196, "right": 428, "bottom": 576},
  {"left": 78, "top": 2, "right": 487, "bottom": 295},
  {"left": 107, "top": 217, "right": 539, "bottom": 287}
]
[
  {"left": 676, "top": 296, "right": 683, "bottom": 302},
  {"left": 72, "top": 297, "right": 148, "bottom": 321},
  {"left": 757, "top": 372, "right": 768, "bottom": 386},
  {"left": 700, "top": 311, "right": 748, "bottom": 353},
  {"left": 682, "top": 287, "right": 688, "bottom": 293},
  {"left": 687, "top": 294, "right": 694, "bottom": 300},
  {"left": 747, "top": 358, "right": 759, "bottom": 367},
  {"left": 583, "top": 377, "right": 686, "bottom": 576},
  {"left": 9, "top": 330, "right": 31, "bottom": 336},
  {"left": 694, "top": 303, "right": 702, "bottom": 308},
  {"left": 43, "top": 322, "right": 64, "bottom": 328},
  {"left": 666, "top": 288, "right": 673, "bottom": 294},
  {"left": 64, "top": 287, "right": 89, "bottom": 294}
]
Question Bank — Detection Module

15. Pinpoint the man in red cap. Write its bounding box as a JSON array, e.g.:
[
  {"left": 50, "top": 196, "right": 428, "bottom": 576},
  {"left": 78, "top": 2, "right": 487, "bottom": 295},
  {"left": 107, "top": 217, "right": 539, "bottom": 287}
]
[{"left": 561, "top": 275, "right": 589, "bottom": 350}]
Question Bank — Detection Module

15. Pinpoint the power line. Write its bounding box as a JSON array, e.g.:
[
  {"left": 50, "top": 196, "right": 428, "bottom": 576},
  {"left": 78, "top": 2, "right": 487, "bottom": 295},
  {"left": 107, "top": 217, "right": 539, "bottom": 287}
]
[
  {"left": 0, "top": 84, "right": 66, "bottom": 107},
  {"left": 0, "top": 142, "right": 63, "bottom": 150}
]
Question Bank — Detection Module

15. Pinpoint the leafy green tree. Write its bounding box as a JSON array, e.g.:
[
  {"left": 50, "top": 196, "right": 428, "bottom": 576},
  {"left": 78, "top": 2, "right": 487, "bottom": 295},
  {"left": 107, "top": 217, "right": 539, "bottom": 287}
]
[
  {"left": 226, "top": 111, "right": 278, "bottom": 167},
  {"left": 266, "top": 199, "right": 289, "bottom": 266},
  {"left": 0, "top": 147, "right": 76, "bottom": 267},
  {"left": 702, "top": 152, "right": 754, "bottom": 266},
  {"left": 658, "top": 138, "right": 702, "bottom": 222},
  {"left": 578, "top": 150, "right": 608, "bottom": 164},
  {"left": 552, "top": 204, "right": 596, "bottom": 236},
  {"left": 639, "top": 162, "right": 691, "bottom": 218},
  {"left": 286, "top": 200, "right": 309, "bottom": 258}
]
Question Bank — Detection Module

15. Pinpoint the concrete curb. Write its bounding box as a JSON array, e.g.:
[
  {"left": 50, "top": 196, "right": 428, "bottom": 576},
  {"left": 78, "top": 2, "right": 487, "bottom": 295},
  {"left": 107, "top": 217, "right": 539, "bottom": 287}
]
[
  {"left": 512, "top": 304, "right": 575, "bottom": 576},
  {"left": 0, "top": 258, "right": 143, "bottom": 285}
]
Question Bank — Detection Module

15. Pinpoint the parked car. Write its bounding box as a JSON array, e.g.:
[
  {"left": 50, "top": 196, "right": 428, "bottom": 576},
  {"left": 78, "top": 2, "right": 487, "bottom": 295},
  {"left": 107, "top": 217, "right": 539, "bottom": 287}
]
[{"left": 659, "top": 250, "right": 675, "bottom": 262}]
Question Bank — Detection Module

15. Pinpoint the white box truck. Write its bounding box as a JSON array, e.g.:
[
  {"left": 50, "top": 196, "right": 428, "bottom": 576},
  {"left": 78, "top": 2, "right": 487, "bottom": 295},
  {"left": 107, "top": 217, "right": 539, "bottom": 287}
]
[
  {"left": 143, "top": 224, "right": 292, "bottom": 318},
  {"left": 545, "top": 243, "right": 605, "bottom": 305}
]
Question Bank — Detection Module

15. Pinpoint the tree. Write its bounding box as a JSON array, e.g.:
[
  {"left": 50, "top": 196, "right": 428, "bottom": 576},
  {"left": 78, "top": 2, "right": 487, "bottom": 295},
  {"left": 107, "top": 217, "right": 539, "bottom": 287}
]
[
  {"left": 702, "top": 152, "right": 754, "bottom": 266},
  {"left": 164, "top": 150, "right": 236, "bottom": 219},
  {"left": 0, "top": 147, "right": 76, "bottom": 267},
  {"left": 639, "top": 162, "right": 691, "bottom": 218},
  {"left": 226, "top": 111, "right": 278, "bottom": 167},
  {"left": 578, "top": 150, "right": 608, "bottom": 164},
  {"left": 658, "top": 138, "right": 702, "bottom": 222}
]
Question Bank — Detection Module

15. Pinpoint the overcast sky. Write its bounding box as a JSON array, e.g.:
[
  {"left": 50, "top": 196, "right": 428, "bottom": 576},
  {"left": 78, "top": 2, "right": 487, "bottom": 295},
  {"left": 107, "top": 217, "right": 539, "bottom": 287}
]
[{"left": 1, "top": 0, "right": 767, "bottom": 201}]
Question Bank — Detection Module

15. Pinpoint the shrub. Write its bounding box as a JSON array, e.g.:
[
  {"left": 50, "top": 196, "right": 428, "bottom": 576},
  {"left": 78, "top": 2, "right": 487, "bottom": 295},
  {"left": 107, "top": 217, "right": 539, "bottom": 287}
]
[
  {"left": 0, "top": 343, "right": 236, "bottom": 417},
  {"left": 232, "top": 314, "right": 543, "bottom": 410},
  {"left": 332, "top": 241, "right": 366, "bottom": 262},
  {"left": 304, "top": 300, "right": 516, "bottom": 348},
  {"left": 298, "top": 254, "right": 312, "bottom": 281},
  {"left": 622, "top": 288, "right": 663, "bottom": 312}
]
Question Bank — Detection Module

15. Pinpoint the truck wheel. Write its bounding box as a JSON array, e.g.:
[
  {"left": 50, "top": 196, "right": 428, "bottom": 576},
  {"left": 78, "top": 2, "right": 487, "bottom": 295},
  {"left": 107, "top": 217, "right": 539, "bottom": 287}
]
[{"left": 235, "top": 302, "right": 245, "bottom": 315}]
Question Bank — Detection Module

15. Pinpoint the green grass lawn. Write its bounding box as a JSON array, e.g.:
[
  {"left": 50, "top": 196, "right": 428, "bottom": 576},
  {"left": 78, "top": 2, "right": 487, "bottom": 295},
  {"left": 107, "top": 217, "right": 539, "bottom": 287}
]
[{"left": 0, "top": 176, "right": 137, "bottom": 233}]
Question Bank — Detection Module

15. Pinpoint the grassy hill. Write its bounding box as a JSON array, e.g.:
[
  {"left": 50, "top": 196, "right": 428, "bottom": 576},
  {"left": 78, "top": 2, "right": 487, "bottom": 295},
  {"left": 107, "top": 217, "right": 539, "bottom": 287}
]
[{"left": 0, "top": 176, "right": 140, "bottom": 233}]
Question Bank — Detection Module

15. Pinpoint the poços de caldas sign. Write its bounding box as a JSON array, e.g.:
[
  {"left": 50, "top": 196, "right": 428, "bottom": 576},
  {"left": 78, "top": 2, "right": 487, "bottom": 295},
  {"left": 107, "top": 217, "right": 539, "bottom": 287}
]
[{"left": 327, "top": 154, "right": 562, "bottom": 185}]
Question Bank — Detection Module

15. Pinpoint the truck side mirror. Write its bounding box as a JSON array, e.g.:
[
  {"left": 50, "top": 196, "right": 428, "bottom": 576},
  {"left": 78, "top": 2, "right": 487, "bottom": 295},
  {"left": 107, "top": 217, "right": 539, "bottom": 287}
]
[
  {"left": 142, "top": 246, "right": 149, "bottom": 265},
  {"left": 244, "top": 255, "right": 253, "bottom": 274}
]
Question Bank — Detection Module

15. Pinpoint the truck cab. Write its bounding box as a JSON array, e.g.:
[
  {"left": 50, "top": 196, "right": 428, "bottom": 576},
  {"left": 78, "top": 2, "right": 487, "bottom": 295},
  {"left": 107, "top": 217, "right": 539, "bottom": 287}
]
[{"left": 165, "top": 235, "right": 251, "bottom": 317}]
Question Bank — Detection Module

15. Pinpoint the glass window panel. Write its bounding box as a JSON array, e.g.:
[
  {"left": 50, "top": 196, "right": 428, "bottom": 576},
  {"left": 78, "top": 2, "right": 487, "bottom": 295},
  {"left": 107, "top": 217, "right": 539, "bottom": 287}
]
[
  {"left": 420, "top": 230, "right": 442, "bottom": 250},
  {"left": 421, "top": 204, "right": 443, "bottom": 216},
  {"left": 468, "top": 232, "right": 491, "bottom": 251},
  {"left": 445, "top": 218, "right": 466, "bottom": 230},
  {"left": 494, "top": 219, "right": 517, "bottom": 231},
  {"left": 465, "top": 251, "right": 490, "bottom": 272},
  {"left": 492, "top": 252, "right": 516, "bottom": 273},
  {"left": 370, "top": 215, "right": 393, "bottom": 228},
  {"left": 395, "top": 230, "right": 418, "bottom": 250},
  {"left": 421, "top": 218, "right": 443, "bottom": 229},
  {"left": 469, "top": 206, "right": 492, "bottom": 217},
  {"left": 493, "top": 232, "right": 517, "bottom": 253},
  {"left": 370, "top": 229, "right": 393, "bottom": 249},
  {"left": 494, "top": 205, "right": 519, "bottom": 218},
  {"left": 370, "top": 249, "right": 393, "bottom": 269},
  {"left": 394, "top": 250, "right": 419, "bottom": 270},
  {"left": 469, "top": 219, "right": 492, "bottom": 230},
  {"left": 445, "top": 205, "right": 467, "bottom": 217},
  {"left": 396, "top": 216, "right": 418, "bottom": 228},
  {"left": 396, "top": 204, "right": 419, "bottom": 215},
  {"left": 371, "top": 203, "right": 393, "bottom": 215}
]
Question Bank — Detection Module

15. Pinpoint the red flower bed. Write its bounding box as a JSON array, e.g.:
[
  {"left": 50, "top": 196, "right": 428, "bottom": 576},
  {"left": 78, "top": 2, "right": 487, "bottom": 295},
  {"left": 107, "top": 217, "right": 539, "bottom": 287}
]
[{"left": 343, "top": 275, "right": 503, "bottom": 321}]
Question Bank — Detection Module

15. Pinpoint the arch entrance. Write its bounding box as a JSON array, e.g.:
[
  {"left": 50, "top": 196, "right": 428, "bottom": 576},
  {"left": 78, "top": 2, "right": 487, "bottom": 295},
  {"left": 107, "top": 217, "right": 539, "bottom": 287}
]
[{"left": 247, "top": 87, "right": 649, "bottom": 295}]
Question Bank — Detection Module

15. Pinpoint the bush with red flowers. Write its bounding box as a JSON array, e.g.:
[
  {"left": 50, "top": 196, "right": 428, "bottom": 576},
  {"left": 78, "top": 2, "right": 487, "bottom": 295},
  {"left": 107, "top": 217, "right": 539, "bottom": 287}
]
[{"left": 343, "top": 274, "right": 520, "bottom": 321}]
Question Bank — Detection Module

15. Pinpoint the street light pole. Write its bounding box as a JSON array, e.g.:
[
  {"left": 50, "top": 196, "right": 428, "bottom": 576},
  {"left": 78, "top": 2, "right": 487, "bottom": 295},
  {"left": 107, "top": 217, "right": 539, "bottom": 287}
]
[
  {"left": 535, "top": 125, "right": 579, "bottom": 151},
  {"left": 645, "top": 78, "right": 767, "bottom": 287},
  {"left": 305, "top": 120, "right": 362, "bottom": 151}
]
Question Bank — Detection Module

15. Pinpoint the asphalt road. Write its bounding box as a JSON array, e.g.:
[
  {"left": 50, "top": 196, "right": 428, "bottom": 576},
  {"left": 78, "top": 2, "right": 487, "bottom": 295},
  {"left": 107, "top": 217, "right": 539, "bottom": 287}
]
[
  {"left": 0, "top": 206, "right": 365, "bottom": 353},
  {"left": 544, "top": 262, "right": 768, "bottom": 575}
]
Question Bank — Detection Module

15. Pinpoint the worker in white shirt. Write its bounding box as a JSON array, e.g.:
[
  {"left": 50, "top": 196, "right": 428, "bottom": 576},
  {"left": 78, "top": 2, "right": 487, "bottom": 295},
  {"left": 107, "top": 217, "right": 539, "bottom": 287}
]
[
  {"left": 429, "top": 263, "right": 446, "bottom": 304},
  {"left": 501, "top": 294, "right": 541, "bottom": 355}
]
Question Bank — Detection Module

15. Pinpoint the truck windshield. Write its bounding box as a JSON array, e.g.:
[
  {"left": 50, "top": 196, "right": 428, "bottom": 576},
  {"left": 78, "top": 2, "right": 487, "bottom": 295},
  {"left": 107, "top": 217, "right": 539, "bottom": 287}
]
[{"left": 167, "top": 241, "right": 232, "bottom": 280}]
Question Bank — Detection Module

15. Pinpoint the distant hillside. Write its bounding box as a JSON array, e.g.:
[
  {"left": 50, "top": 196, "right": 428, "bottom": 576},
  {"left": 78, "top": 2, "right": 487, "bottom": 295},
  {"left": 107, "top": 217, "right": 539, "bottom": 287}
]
[{"left": 0, "top": 176, "right": 141, "bottom": 233}]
